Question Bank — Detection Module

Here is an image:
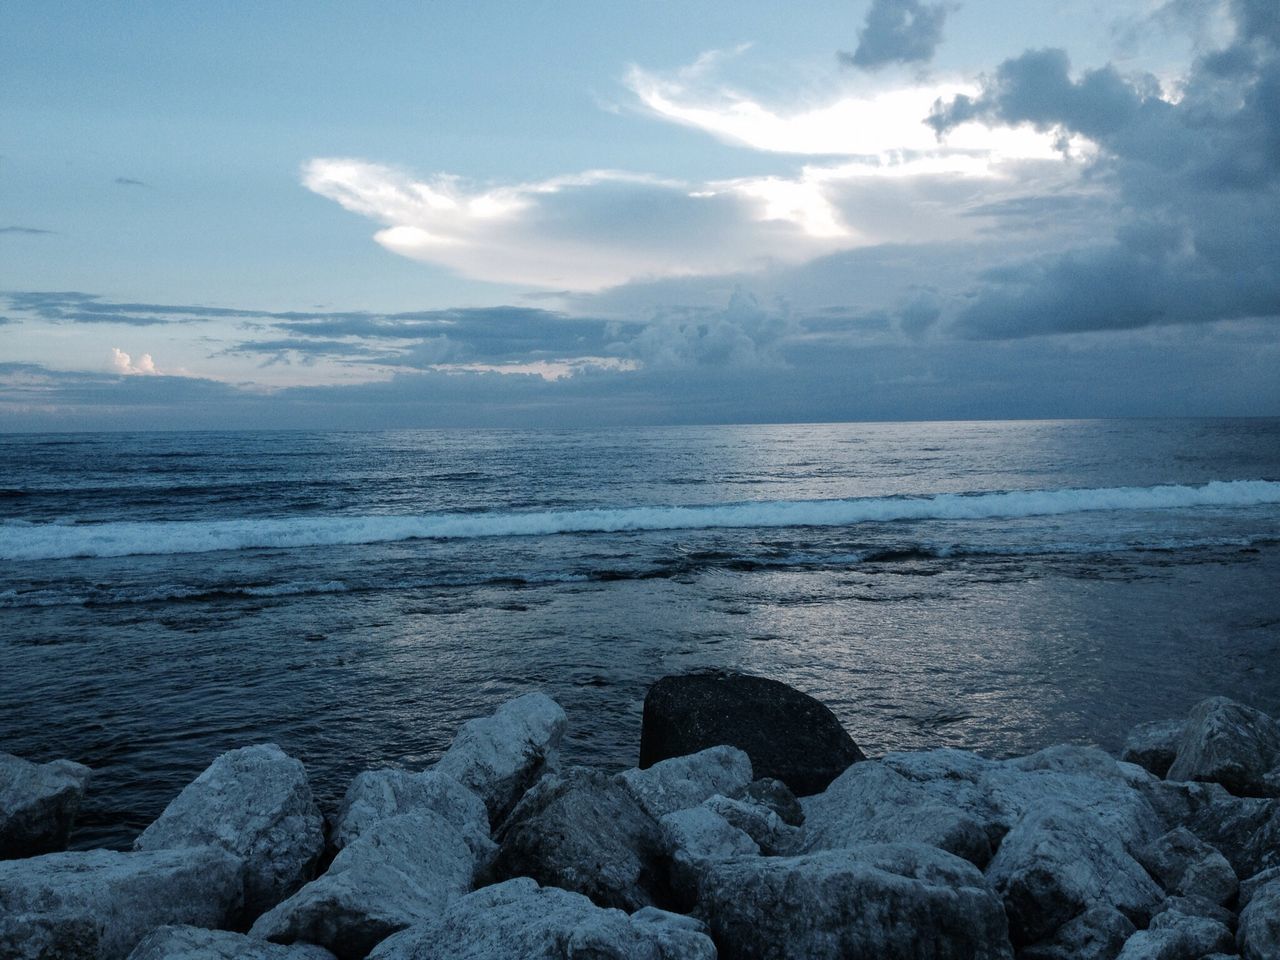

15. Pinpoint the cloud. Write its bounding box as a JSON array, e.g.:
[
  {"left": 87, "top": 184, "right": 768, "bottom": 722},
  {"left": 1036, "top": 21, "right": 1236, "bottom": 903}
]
[
  {"left": 840, "top": 0, "right": 952, "bottom": 71},
  {"left": 114, "top": 177, "right": 148, "bottom": 187},
  {"left": 927, "top": 0, "right": 1280, "bottom": 338},
  {"left": 0, "top": 226, "right": 55, "bottom": 236},
  {"left": 110, "top": 348, "right": 158, "bottom": 375}
]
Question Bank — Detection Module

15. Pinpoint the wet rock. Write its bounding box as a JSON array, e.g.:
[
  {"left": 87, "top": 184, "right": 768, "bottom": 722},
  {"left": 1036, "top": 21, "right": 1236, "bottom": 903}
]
[
  {"left": 616, "top": 745, "right": 753, "bottom": 819},
  {"left": 1137, "top": 826, "right": 1237, "bottom": 904},
  {"left": 639, "top": 671, "right": 865, "bottom": 795},
  {"left": 368, "top": 877, "right": 715, "bottom": 959},
  {"left": 135, "top": 744, "right": 323, "bottom": 919},
  {"left": 249, "top": 812, "right": 473, "bottom": 960},
  {"left": 1122, "top": 720, "right": 1187, "bottom": 779},
  {"left": 0, "top": 752, "right": 92, "bottom": 859},
  {"left": 433, "top": 693, "right": 566, "bottom": 824},
  {"left": 985, "top": 800, "right": 1163, "bottom": 946},
  {"left": 126, "top": 926, "right": 335, "bottom": 959},
  {"left": 1238, "top": 872, "right": 1280, "bottom": 960},
  {"left": 1018, "top": 906, "right": 1135, "bottom": 960},
  {"left": 1166, "top": 697, "right": 1280, "bottom": 797},
  {"left": 802, "top": 761, "right": 993, "bottom": 867},
  {"left": 1115, "top": 909, "right": 1234, "bottom": 959},
  {"left": 694, "top": 843, "right": 1012, "bottom": 960},
  {"left": 333, "top": 768, "right": 493, "bottom": 864},
  {"left": 731, "top": 777, "right": 803, "bottom": 826},
  {"left": 491, "top": 767, "right": 667, "bottom": 911},
  {"left": 0, "top": 846, "right": 243, "bottom": 960}
]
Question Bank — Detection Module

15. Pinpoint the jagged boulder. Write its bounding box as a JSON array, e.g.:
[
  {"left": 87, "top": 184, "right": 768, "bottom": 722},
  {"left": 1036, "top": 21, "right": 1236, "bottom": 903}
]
[
  {"left": 802, "top": 761, "right": 992, "bottom": 866},
  {"left": 1238, "top": 871, "right": 1280, "bottom": 960},
  {"left": 1, "top": 752, "right": 92, "bottom": 859},
  {"left": 702, "top": 794, "right": 799, "bottom": 855},
  {"left": 333, "top": 768, "right": 493, "bottom": 864},
  {"left": 368, "top": 878, "right": 715, "bottom": 959},
  {"left": 134, "top": 744, "right": 323, "bottom": 919},
  {"left": 694, "top": 843, "right": 1012, "bottom": 960},
  {"left": 616, "top": 746, "right": 753, "bottom": 819},
  {"left": 1115, "top": 907, "right": 1234, "bottom": 959},
  {"left": 985, "top": 800, "right": 1163, "bottom": 947},
  {"left": 0, "top": 846, "right": 243, "bottom": 960},
  {"left": 491, "top": 767, "right": 667, "bottom": 911},
  {"left": 1184, "top": 792, "right": 1280, "bottom": 879},
  {"left": 659, "top": 803, "right": 760, "bottom": 908},
  {"left": 731, "top": 778, "right": 803, "bottom": 826},
  {"left": 126, "top": 926, "right": 335, "bottom": 959},
  {"left": 1018, "top": 906, "right": 1135, "bottom": 960},
  {"left": 639, "top": 672, "right": 865, "bottom": 795},
  {"left": 250, "top": 812, "right": 474, "bottom": 960},
  {"left": 433, "top": 693, "right": 566, "bottom": 824},
  {"left": 1166, "top": 697, "right": 1280, "bottom": 797},
  {"left": 1122, "top": 720, "right": 1186, "bottom": 779},
  {"left": 1136, "top": 826, "right": 1237, "bottom": 904}
]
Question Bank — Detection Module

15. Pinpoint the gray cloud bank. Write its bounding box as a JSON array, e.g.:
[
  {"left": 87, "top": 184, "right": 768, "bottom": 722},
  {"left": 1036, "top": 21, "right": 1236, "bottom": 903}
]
[{"left": 841, "top": 0, "right": 952, "bottom": 70}]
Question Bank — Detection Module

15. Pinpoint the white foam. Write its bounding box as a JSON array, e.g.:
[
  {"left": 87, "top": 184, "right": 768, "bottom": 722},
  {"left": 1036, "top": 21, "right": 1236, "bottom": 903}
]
[{"left": 2, "top": 480, "right": 1278, "bottom": 562}]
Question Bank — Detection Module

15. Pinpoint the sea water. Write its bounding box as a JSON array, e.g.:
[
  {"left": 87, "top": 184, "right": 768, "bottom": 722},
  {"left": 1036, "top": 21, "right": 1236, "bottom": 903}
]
[{"left": 2, "top": 419, "right": 1278, "bottom": 848}]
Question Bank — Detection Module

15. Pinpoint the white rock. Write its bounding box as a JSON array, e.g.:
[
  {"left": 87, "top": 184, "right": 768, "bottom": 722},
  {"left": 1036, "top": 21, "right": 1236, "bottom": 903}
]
[
  {"left": 126, "top": 925, "right": 335, "bottom": 959},
  {"left": 660, "top": 805, "right": 760, "bottom": 861},
  {"left": 135, "top": 744, "right": 323, "bottom": 918},
  {"left": 0, "top": 846, "right": 243, "bottom": 960},
  {"left": 616, "top": 746, "right": 753, "bottom": 819},
  {"left": 368, "top": 877, "right": 715, "bottom": 959},
  {"left": 250, "top": 812, "right": 474, "bottom": 960},
  {"left": 433, "top": 693, "right": 566, "bottom": 822},
  {"left": 1166, "top": 697, "right": 1280, "bottom": 797},
  {"left": 333, "top": 768, "right": 493, "bottom": 865},
  {"left": 1, "top": 752, "right": 92, "bottom": 858}
]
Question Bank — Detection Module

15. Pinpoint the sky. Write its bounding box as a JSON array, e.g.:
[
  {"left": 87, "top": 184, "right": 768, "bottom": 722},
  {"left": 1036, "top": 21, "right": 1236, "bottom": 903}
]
[{"left": 1, "top": 0, "right": 1278, "bottom": 429}]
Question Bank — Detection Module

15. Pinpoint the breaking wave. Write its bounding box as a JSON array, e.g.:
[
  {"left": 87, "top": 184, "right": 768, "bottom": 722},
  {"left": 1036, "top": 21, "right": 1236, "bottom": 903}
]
[{"left": 2, "top": 480, "right": 1279, "bottom": 561}]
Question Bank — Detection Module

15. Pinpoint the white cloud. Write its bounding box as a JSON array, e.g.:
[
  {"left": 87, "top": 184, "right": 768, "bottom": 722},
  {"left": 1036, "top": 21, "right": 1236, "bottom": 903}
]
[
  {"left": 110, "top": 347, "right": 158, "bottom": 375},
  {"left": 425, "top": 356, "right": 639, "bottom": 381}
]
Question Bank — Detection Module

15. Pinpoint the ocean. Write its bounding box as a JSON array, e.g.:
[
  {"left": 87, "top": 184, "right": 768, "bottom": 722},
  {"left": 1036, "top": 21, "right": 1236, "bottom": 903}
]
[{"left": 2, "top": 418, "right": 1279, "bottom": 850}]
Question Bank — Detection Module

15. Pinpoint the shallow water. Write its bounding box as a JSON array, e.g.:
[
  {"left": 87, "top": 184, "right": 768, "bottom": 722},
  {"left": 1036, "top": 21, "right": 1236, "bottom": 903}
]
[{"left": 2, "top": 418, "right": 1278, "bottom": 849}]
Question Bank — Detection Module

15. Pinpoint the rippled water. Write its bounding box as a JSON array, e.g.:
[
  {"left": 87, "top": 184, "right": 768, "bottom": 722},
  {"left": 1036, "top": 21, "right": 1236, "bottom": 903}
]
[{"left": 2, "top": 419, "right": 1279, "bottom": 849}]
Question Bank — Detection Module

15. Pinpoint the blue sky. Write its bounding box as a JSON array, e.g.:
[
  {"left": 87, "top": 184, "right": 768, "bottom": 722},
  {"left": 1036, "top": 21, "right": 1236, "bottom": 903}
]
[{"left": 2, "top": 0, "right": 1277, "bottom": 428}]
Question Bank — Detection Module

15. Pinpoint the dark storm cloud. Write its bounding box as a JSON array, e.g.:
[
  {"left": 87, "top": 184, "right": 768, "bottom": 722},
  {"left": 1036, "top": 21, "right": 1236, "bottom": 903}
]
[
  {"left": 0, "top": 226, "right": 55, "bottom": 236},
  {"left": 840, "top": 0, "right": 951, "bottom": 70},
  {"left": 928, "top": 0, "right": 1280, "bottom": 338}
]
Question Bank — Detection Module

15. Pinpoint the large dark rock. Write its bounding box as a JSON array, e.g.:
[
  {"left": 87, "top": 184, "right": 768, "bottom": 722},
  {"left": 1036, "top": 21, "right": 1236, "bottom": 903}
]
[{"left": 639, "top": 672, "right": 865, "bottom": 796}]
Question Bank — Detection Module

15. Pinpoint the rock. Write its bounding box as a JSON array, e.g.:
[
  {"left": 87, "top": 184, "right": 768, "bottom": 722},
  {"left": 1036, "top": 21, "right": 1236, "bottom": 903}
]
[
  {"left": 491, "top": 767, "right": 667, "bottom": 911},
  {"left": 1238, "top": 873, "right": 1280, "bottom": 960},
  {"left": 0, "top": 752, "right": 92, "bottom": 859},
  {"left": 367, "top": 877, "right": 715, "bottom": 959},
  {"left": 1166, "top": 697, "right": 1280, "bottom": 797},
  {"left": 616, "top": 746, "right": 753, "bottom": 819},
  {"left": 126, "top": 926, "right": 335, "bottom": 959},
  {"left": 1240, "top": 864, "right": 1280, "bottom": 907},
  {"left": 801, "top": 761, "right": 993, "bottom": 867},
  {"left": 1123, "top": 720, "right": 1187, "bottom": 779},
  {"left": 135, "top": 744, "right": 323, "bottom": 919},
  {"left": 1185, "top": 793, "right": 1280, "bottom": 879},
  {"left": 1115, "top": 909, "right": 1234, "bottom": 959},
  {"left": 702, "top": 794, "right": 799, "bottom": 855},
  {"left": 639, "top": 671, "right": 865, "bottom": 796},
  {"left": 333, "top": 768, "right": 493, "bottom": 864},
  {"left": 0, "top": 846, "right": 243, "bottom": 960},
  {"left": 985, "top": 800, "right": 1163, "bottom": 946},
  {"left": 1137, "top": 827, "right": 1237, "bottom": 904},
  {"left": 1150, "top": 894, "right": 1235, "bottom": 926},
  {"left": 693, "top": 843, "right": 1012, "bottom": 960},
  {"left": 731, "top": 778, "right": 803, "bottom": 826},
  {"left": 1018, "top": 906, "right": 1135, "bottom": 960},
  {"left": 659, "top": 804, "right": 759, "bottom": 909},
  {"left": 249, "top": 812, "right": 474, "bottom": 960},
  {"left": 433, "top": 693, "right": 566, "bottom": 824}
]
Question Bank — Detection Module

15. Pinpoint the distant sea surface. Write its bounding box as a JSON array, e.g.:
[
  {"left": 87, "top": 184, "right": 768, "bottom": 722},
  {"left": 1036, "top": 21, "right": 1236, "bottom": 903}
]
[{"left": 3, "top": 419, "right": 1280, "bottom": 849}]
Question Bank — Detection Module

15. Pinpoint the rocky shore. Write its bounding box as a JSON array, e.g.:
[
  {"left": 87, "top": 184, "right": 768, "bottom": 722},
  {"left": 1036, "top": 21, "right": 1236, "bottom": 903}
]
[{"left": 2, "top": 672, "right": 1279, "bottom": 959}]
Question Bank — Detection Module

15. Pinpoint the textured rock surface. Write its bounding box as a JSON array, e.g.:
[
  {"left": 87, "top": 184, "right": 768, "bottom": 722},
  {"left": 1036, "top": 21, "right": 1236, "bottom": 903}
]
[
  {"left": 695, "top": 844, "right": 1012, "bottom": 960},
  {"left": 334, "top": 767, "right": 492, "bottom": 864},
  {"left": 1166, "top": 697, "right": 1280, "bottom": 797},
  {"left": 731, "top": 778, "right": 803, "bottom": 826},
  {"left": 1122, "top": 720, "right": 1187, "bottom": 779},
  {"left": 1018, "top": 906, "right": 1135, "bottom": 960},
  {"left": 1136, "top": 826, "right": 1237, "bottom": 904},
  {"left": 1115, "top": 908, "right": 1234, "bottom": 959},
  {"left": 639, "top": 671, "right": 865, "bottom": 795},
  {"left": 1, "top": 752, "right": 92, "bottom": 859},
  {"left": 1185, "top": 792, "right": 1280, "bottom": 879},
  {"left": 616, "top": 746, "right": 753, "bottom": 820},
  {"left": 985, "top": 800, "right": 1163, "bottom": 946},
  {"left": 250, "top": 812, "right": 473, "bottom": 960},
  {"left": 492, "top": 767, "right": 667, "bottom": 911},
  {"left": 135, "top": 744, "right": 323, "bottom": 918},
  {"left": 802, "top": 760, "right": 992, "bottom": 866},
  {"left": 433, "top": 693, "right": 566, "bottom": 823},
  {"left": 0, "top": 846, "right": 243, "bottom": 960},
  {"left": 1238, "top": 873, "right": 1280, "bottom": 960},
  {"left": 368, "top": 878, "right": 715, "bottom": 960},
  {"left": 702, "top": 794, "right": 799, "bottom": 855},
  {"left": 126, "top": 926, "right": 336, "bottom": 959}
]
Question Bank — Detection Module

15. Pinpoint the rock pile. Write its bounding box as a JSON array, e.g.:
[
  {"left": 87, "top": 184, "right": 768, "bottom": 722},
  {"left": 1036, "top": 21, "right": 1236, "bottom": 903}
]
[{"left": 2, "top": 672, "right": 1279, "bottom": 959}]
